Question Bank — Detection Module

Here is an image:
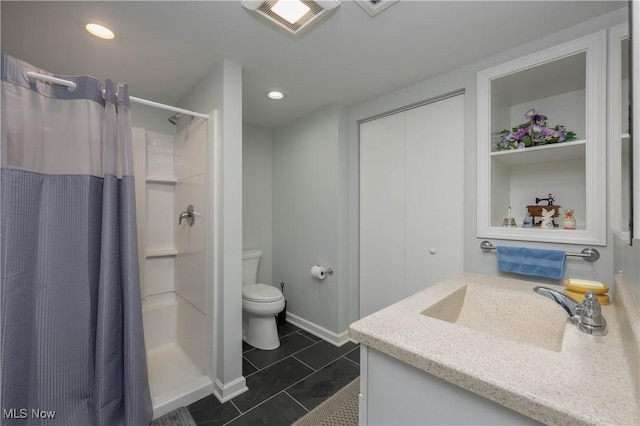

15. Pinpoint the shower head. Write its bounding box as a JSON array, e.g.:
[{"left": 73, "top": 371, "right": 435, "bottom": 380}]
[
  {"left": 168, "top": 113, "right": 182, "bottom": 126},
  {"left": 168, "top": 113, "right": 195, "bottom": 126}
]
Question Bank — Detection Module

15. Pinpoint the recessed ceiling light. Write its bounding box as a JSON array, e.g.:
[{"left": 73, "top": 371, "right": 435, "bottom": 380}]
[
  {"left": 267, "top": 91, "right": 285, "bottom": 100},
  {"left": 84, "top": 21, "right": 116, "bottom": 40},
  {"left": 271, "top": 0, "right": 310, "bottom": 24}
]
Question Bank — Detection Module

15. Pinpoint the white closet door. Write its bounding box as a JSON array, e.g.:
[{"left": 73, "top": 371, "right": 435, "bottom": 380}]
[
  {"left": 359, "top": 112, "right": 406, "bottom": 318},
  {"left": 404, "top": 95, "right": 465, "bottom": 295}
]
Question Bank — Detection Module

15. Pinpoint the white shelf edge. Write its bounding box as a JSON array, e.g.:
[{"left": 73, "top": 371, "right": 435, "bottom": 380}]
[
  {"left": 142, "top": 292, "right": 177, "bottom": 310},
  {"left": 478, "top": 226, "right": 606, "bottom": 246},
  {"left": 146, "top": 249, "right": 178, "bottom": 258},
  {"left": 146, "top": 176, "right": 178, "bottom": 184},
  {"left": 490, "top": 139, "right": 586, "bottom": 167},
  {"left": 621, "top": 133, "right": 631, "bottom": 139}
]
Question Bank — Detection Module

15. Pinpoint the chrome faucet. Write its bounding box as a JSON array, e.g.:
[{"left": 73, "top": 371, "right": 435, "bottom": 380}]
[{"left": 533, "top": 286, "right": 607, "bottom": 336}]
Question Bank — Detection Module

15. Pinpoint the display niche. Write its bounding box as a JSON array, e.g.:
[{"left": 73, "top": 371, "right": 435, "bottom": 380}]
[{"left": 477, "top": 30, "right": 606, "bottom": 245}]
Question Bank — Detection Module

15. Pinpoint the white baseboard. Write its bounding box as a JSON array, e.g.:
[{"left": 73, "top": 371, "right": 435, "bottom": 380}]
[
  {"left": 285, "top": 312, "right": 356, "bottom": 347},
  {"left": 213, "top": 376, "right": 248, "bottom": 403}
]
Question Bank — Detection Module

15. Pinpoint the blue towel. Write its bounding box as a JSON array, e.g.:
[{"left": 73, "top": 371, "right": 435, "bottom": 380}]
[{"left": 496, "top": 246, "right": 566, "bottom": 280}]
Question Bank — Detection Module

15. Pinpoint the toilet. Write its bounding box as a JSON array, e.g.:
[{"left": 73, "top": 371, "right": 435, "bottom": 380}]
[{"left": 242, "top": 249, "right": 285, "bottom": 350}]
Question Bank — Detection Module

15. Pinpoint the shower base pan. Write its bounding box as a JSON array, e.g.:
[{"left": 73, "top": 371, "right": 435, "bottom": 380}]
[{"left": 147, "top": 342, "right": 212, "bottom": 419}]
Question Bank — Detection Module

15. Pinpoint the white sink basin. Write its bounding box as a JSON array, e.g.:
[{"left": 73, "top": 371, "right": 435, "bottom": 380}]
[
  {"left": 422, "top": 283, "right": 568, "bottom": 351},
  {"left": 350, "top": 273, "right": 639, "bottom": 425}
]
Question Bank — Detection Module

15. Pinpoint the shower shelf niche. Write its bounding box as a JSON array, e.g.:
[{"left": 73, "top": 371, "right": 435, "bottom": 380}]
[
  {"left": 146, "top": 176, "right": 178, "bottom": 184},
  {"left": 146, "top": 249, "right": 178, "bottom": 258}
]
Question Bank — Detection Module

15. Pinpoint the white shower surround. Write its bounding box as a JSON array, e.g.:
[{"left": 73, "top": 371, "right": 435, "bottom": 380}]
[{"left": 134, "top": 119, "right": 214, "bottom": 419}]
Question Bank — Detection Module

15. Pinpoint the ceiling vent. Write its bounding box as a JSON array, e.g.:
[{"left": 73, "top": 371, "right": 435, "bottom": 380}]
[
  {"left": 355, "top": 0, "right": 398, "bottom": 17},
  {"left": 242, "top": 0, "right": 341, "bottom": 37}
]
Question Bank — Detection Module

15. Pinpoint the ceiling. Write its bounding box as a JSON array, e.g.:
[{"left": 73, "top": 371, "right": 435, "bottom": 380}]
[{"left": 1, "top": 1, "right": 627, "bottom": 128}]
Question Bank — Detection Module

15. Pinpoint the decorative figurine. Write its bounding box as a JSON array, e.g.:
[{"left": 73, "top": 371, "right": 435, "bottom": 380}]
[
  {"left": 527, "top": 193, "right": 560, "bottom": 227},
  {"left": 522, "top": 212, "right": 533, "bottom": 228},
  {"left": 502, "top": 207, "right": 517, "bottom": 227},
  {"left": 562, "top": 209, "right": 576, "bottom": 229},
  {"left": 540, "top": 208, "right": 556, "bottom": 229},
  {"left": 536, "top": 193, "right": 555, "bottom": 206}
]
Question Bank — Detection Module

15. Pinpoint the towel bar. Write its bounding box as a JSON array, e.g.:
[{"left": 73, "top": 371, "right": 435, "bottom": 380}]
[{"left": 479, "top": 241, "right": 599, "bottom": 262}]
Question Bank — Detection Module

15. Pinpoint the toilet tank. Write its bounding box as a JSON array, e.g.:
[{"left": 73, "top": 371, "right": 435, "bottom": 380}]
[{"left": 242, "top": 249, "right": 262, "bottom": 286}]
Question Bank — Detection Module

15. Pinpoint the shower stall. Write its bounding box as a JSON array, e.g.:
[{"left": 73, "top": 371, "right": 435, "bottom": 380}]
[
  {"left": 1, "top": 52, "right": 245, "bottom": 424},
  {"left": 132, "top": 110, "right": 218, "bottom": 419}
]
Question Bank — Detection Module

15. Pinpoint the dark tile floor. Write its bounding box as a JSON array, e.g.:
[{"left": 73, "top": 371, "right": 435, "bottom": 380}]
[{"left": 188, "top": 322, "right": 360, "bottom": 426}]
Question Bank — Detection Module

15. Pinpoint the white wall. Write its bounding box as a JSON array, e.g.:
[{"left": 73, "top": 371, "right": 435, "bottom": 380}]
[
  {"left": 272, "top": 104, "right": 350, "bottom": 336},
  {"left": 614, "top": 238, "right": 640, "bottom": 303},
  {"left": 242, "top": 123, "right": 273, "bottom": 285},
  {"left": 178, "top": 59, "right": 246, "bottom": 401},
  {"left": 347, "top": 8, "right": 628, "bottom": 321}
]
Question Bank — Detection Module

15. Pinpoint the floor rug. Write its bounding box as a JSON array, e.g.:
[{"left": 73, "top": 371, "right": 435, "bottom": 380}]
[
  {"left": 292, "top": 378, "right": 359, "bottom": 426},
  {"left": 149, "top": 407, "right": 197, "bottom": 426}
]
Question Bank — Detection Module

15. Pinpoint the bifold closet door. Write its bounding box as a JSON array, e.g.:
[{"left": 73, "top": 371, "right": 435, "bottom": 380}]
[
  {"left": 359, "top": 112, "right": 405, "bottom": 318},
  {"left": 404, "top": 95, "right": 464, "bottom": 296},
  {"left": 360, "top": 94, "right": 464, "bottom": 318}
]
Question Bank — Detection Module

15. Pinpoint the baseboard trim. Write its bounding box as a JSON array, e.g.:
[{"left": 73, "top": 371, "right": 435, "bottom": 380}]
[
  {"left": 213, "top": 376, "right": 248, "bottom": 403},
  {"left": 286, "top": 312, "right": 355, "bottom": 347}
]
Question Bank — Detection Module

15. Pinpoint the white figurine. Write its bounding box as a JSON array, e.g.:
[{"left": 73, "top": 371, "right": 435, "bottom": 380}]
[{"left": 540, "top": 208, "right": 555, "bottom": 228}]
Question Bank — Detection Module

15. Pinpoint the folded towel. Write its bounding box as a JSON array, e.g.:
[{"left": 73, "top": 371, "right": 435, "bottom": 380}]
[{"left": 496, "top": 246, "right": 566, "bottom": 280}]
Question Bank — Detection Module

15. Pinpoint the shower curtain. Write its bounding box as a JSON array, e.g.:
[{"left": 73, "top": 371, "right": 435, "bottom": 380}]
[{"left": 0, "top": 54, "right": 152, "bottom": 425}]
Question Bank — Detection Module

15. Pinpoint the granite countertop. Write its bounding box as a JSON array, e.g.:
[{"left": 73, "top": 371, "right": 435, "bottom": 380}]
[{"left": 349, "top": 272, "right": 640, "bottom": 426}]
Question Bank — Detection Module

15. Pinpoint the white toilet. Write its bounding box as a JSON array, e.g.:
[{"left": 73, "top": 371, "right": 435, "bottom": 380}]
[{"left": 242, "top": 249, "right": 285, "bottom": 350}]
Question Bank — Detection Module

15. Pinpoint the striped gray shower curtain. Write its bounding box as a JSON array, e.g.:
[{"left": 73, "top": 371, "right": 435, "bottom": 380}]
[{"left": 0, "top": 53, "right": 152, "bottom": 425}]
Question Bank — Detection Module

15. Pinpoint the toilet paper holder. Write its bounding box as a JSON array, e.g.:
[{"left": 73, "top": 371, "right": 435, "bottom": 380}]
[{"left": 311, "top": 265, "right": 334, "bottom": 279}]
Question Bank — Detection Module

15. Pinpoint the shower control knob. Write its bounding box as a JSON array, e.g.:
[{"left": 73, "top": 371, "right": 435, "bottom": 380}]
[{"left": 178, "top": 204, "right": 197, "bottom": 226}]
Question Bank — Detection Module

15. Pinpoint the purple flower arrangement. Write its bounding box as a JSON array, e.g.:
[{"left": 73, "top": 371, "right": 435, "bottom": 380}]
[{"left": 496, "top": 109, "right": 576, "bottom": 151}]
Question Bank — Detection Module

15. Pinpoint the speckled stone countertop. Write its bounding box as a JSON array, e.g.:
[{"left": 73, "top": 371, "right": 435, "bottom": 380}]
[{"left": 349, "top": 272, "right": 640, "bottom": 426}]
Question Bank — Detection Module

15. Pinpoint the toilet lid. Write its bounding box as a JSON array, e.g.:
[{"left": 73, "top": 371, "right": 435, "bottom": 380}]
[{"left": 242, "top": 283, "right": 283, "bottom": 302}]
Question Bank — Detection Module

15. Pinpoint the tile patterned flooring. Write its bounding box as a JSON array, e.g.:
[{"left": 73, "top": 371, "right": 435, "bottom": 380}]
[{"left": 188, "top": 322, "right": 360, "bottom": 426}]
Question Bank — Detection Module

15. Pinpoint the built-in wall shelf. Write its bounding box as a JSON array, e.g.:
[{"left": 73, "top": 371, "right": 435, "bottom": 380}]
[
  {"left": 491, "top": 140, "right": 585, "bottom": 167},
  {"left": 477, "top": 30, "right": 606, "bottom": 246},
  {"left": 146, "top": 176, "right": 178, "bottom": 184},
  {"left": 146, "top": 249, "right": 178, "bottom": 258}
]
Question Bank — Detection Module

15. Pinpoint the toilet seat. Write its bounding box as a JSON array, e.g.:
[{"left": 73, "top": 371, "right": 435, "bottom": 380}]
[{"left": 242, "top": 283, "right": 283, "bottom": 303}]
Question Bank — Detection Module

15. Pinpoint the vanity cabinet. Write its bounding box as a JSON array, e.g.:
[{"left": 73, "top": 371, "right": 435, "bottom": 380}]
[
  {"left": 358, "top": 346, "right": 539, "bottom": 426},
  {"left": 477, "top": 30, "right": 606, "bottom": 245}
]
